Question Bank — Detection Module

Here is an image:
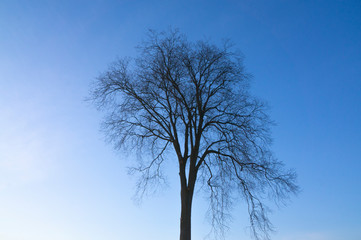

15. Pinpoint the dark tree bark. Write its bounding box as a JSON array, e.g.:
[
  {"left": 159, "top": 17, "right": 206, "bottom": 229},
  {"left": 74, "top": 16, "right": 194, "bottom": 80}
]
[
  {"left": 90, "top": 28, "right": 298, "bottom": 240},
  {"left": 179, "top": 155, "right": 197, "bottom": 240},
  {"left": 180, "top": 181, "right": 193, "bottom": 240}
]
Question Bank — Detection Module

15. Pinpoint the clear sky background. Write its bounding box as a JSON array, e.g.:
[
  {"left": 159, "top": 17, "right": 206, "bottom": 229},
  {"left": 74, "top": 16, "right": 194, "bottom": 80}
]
[{"left": 1, "top": 1, "right": 360, "bottom": 240}]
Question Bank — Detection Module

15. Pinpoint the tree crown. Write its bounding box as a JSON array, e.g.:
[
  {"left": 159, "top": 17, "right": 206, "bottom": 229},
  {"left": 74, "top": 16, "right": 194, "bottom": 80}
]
[{"left": 90, "top": 29, "right": 298, "bottom": 240}]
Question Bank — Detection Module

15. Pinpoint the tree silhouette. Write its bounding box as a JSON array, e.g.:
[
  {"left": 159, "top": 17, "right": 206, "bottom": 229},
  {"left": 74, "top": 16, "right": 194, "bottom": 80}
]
[{"left": 90, "top": 29, "right": 298, "bottom": 240}]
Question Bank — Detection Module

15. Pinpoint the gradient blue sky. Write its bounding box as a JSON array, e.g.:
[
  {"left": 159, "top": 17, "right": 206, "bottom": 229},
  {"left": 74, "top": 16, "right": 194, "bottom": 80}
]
[{"left": 1, "top": 1, "right": 360, "bottom": 239}]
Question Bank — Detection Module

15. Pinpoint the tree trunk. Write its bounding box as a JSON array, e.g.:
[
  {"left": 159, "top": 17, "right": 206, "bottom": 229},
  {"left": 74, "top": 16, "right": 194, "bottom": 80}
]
[{"left": 180, "top": 186, "right": 193, "bottom": 240}]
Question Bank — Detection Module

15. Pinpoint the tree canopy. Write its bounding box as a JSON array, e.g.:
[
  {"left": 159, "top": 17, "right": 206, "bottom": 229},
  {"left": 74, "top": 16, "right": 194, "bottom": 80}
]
[{"left": 90, "top": 29, "right": 298, "bottom": 240}]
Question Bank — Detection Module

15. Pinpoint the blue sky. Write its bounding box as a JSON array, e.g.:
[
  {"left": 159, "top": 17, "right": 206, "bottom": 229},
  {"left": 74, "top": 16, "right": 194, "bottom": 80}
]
[{"left": 1, "top": 0, "right": 360, "bottom": 239}]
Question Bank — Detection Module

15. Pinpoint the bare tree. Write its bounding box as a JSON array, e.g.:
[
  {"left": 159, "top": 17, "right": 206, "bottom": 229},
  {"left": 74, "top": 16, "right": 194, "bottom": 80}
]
[{"left": 90, "top": 29, "right": 298, "bottom": 240}]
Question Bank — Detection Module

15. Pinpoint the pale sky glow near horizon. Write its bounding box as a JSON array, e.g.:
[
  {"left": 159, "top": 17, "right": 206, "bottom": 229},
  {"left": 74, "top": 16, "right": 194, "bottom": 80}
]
[{"left": 1, "top": 1, "right": 361, "bottom": 240}]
